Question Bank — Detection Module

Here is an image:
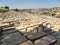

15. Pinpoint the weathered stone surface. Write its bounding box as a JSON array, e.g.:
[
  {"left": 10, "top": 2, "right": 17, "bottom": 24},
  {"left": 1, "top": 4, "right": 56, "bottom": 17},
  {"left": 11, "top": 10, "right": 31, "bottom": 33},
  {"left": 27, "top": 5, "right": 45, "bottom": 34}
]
[
  {"left": 34, "top": 39, "right": 50, "bottom": 45},
  {"left": 1, "top": 32, "right": 27, "bottom": 45},
  {"left": 52, "top": 31, "right": 60, "bottom": 39},
  {"left": 2, "top": 29, "right": 17, "bottom": 35},
  {"left": 19, "top": 40, "right": 33, "bottom": 45},
  {"left": 43, "top": 27, "right": 51, "bottom": 32},
  {"left": 54, "top": 39, "right": 60, "bottom": 45},
  {"left": 23, "top": 32, "right": 34, "bottom": 36},
  {"left": 38, "top": 24, "right": 44, "bottom": 32},
  {"left": 24, "top": 32, "right": 46, "bottom": 40},
  {"left": 57, "top": 35, "right": 60, "bottom": 39},
  {"left": 2, "top": 27, "right": 15, "bottom": 31},
  {"left": 41, "top": 35, "right": 57, "bottom": 43},
  {"left": 34, "top": 35, "right": 56, "bottom": 45}
]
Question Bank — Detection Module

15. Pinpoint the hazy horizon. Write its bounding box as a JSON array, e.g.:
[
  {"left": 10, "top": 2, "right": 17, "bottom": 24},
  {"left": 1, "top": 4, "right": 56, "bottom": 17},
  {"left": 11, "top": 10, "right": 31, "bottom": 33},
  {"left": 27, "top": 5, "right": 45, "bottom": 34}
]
[{"left": 0, "top": 0, "right": 60, "bottom": 9}]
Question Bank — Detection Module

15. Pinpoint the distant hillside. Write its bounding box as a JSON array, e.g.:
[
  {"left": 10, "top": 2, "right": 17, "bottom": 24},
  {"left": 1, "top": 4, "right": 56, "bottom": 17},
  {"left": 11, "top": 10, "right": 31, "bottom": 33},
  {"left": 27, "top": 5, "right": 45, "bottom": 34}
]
[
  {"left": 18, "top": 7, "right": 60, "bottom": 18},
  {"left": 0, "top": 7, "right": 60, "bottom": 20},
  {"left": 0, "top": 7, "right": 60, "bottom": 31},
  {"left": 0, "top": 6, "right": 9, "bottom": 12}
]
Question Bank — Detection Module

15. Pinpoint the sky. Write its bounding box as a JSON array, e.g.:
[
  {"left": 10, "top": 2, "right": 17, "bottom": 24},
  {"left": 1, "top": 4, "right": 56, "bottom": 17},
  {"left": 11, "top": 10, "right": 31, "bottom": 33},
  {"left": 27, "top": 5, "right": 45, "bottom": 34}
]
[{"left": 0, "top": 0, "right": 60, "bottom": 9}]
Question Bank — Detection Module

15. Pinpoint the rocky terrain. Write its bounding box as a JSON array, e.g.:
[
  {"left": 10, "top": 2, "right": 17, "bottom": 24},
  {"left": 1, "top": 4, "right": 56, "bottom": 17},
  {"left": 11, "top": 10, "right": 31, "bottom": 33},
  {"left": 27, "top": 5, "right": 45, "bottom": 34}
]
[
  {"left": 0, "top": 7, "right": 60, "bottom": 31},
  {"left": 0, "top": 7, "right": 60, "bottom": 45},
  {"left": 0, "top": 23, "right": 60, "bottom": 45}
]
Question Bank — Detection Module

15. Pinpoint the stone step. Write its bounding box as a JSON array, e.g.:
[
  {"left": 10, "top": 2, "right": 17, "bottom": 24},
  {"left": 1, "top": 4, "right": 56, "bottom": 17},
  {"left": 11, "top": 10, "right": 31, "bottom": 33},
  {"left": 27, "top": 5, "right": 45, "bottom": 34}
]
[
  {"left": 23, "top": 32, "right": 46, "bottom": 40},
  {"left": 1, "top": 32, "right": 27, "bottom": 45},
  {"left": 2, "top": 29, "right": 18, "bottom": 35},
  {"left": 34, "top": 35, "right": 57, "bottom": 45}
]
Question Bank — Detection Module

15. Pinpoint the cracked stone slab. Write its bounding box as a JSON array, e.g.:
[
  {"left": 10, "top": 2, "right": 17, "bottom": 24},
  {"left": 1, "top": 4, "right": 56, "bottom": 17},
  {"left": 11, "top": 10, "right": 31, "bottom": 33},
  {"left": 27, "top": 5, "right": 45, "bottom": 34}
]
[
  {"left": 34, "top": 35, "right": 57, "bottom": 45},
  {"left": 1, "top": 32, "right": 27, "bottom": 45},
  {"left": 24, "top": 32, "right": 46, "bottom": 40},
  {"left": 2, "top": 29, "right": 18, "bottom": 35}
]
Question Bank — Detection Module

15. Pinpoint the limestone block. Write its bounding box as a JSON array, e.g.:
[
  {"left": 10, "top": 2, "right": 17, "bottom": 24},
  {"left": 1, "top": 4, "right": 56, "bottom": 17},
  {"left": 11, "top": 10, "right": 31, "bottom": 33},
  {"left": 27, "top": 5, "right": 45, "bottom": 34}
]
[
  {"left": 34, "top": 35, "right": 56, "bottom": 45},
  {"left": 19, "top": 40, "right": 33, "bottom": 45},
  {"left": 2, "top": 32, "right": 27, "bottom": 45},
  {"left": 25, "top": 32, "right": 46, "bottom": 40}
]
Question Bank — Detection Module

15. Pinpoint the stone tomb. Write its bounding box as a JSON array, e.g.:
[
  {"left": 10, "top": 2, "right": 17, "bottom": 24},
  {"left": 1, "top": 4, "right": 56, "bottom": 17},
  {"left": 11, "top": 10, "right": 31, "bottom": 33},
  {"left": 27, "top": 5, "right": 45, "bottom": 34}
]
[
  {"left": 23, "top": 32, "right": 46, "bottom": 40},
  {"left": 1, "top": 31, "right": 27, "bottom": 45},
  {"left": 34, "top": 35, "right": 57, "bottom": 45}
]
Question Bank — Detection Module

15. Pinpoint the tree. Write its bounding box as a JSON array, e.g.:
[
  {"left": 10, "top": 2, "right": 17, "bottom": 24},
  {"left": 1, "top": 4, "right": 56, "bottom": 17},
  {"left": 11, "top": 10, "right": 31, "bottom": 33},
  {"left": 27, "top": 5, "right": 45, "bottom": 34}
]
[
  {"left": 4, "top": 6, "right": 9, "bottom": 9},
  {"left": 14, "top": 8, "right": 19, "bottom": 11}
]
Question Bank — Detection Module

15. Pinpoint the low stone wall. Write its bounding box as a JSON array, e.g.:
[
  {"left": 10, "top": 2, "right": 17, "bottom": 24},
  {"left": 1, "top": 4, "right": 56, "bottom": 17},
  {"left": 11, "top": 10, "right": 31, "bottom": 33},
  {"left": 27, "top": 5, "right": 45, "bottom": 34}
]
[{"left": 16, "top": 21, "right": 60, "bottom": 32}]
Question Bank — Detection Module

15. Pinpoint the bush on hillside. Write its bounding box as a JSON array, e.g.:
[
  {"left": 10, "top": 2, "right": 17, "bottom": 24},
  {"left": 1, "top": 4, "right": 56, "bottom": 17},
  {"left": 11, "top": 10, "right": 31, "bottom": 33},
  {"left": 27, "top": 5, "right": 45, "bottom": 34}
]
[{"left": 4, "top": 6, "right": 9, "bottom": 9}]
